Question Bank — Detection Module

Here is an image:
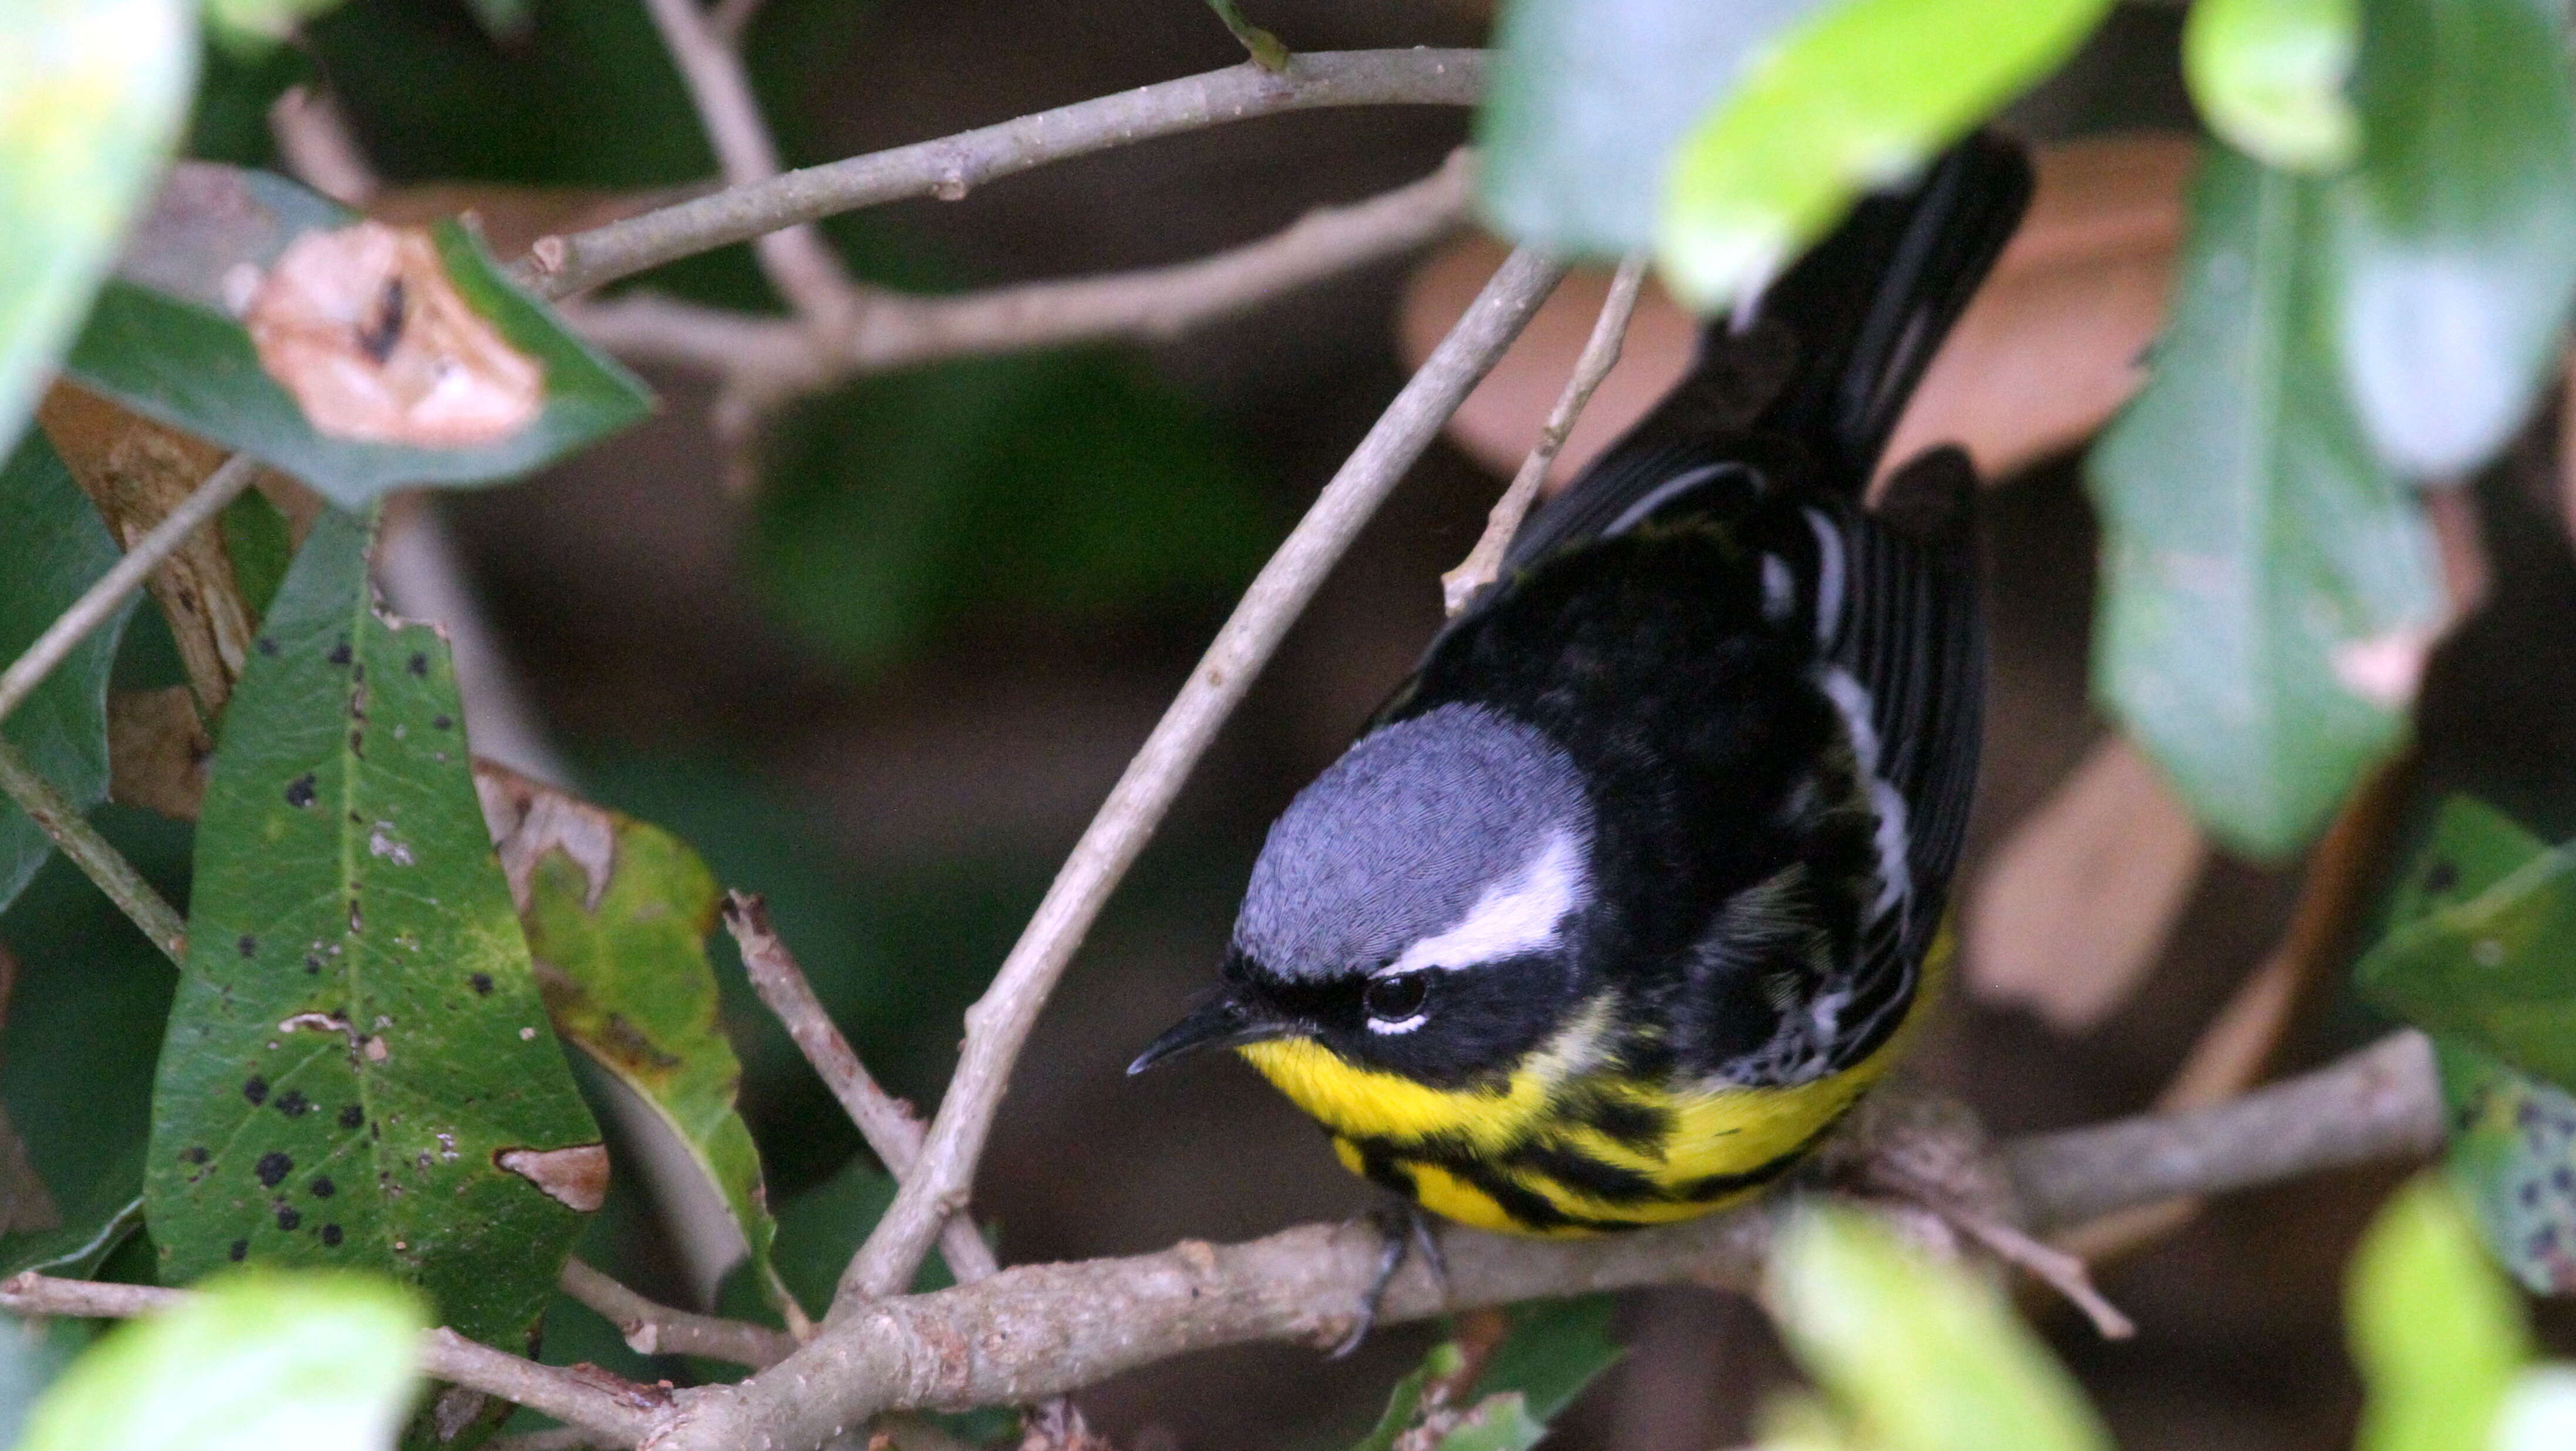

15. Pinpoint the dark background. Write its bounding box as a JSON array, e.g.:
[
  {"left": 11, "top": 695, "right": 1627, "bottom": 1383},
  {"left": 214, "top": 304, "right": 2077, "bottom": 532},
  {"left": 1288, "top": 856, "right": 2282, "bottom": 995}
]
[{"left": 173, "top": 1, "right": 2551, "bottom": 1445}]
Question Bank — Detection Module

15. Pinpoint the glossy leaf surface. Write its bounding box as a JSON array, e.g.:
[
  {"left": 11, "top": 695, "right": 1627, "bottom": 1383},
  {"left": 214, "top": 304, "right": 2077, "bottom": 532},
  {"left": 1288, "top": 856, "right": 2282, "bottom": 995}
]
[
  {"left": 1476, "top": 0, "right": 1818, "bottom": 257},
  {"left": 0, "top": 0, "right": 193, "bottom": 456},
  {"left": 18, "top": 1271, "right": 421, "bottom": 1451},
  {"left": 2326, "top": 0, "right": 2576, "bottom": 475},
  {"left": 2348, "top": 1177, "right": 2529, "bottom": 1451},
  {"left": 0, "top": 431, "right": 133, "bottom": 915},
  {"left": 1654, "top": 0, "right": 2112, "bottom": 310},
  {"left": 145, "top": 509, "right": 599, "bottom": 1346},
  {"left": 2086, "top": 144, "right": 2438, "bottom": 858},
  {"left": 1765, "top": 1206, "right": 2111, "bottom": 1451},
  {"left": 2183, "top": 0, "right": 2359, "bottom": 171}
]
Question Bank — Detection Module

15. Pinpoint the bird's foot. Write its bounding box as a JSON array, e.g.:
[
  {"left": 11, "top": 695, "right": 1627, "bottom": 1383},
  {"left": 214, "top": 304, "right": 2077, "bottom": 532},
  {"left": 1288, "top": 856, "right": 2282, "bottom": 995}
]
[
  {"left": 1330, "top": 1204, "right": 1448, "bottom": 1359},
  {"left": 1825, "top": 1088, "right": 2134, "bottom": 1340}
]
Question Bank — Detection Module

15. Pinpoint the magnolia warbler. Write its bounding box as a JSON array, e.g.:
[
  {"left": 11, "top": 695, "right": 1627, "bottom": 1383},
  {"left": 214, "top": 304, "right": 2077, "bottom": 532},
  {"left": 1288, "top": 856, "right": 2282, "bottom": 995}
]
[{"left": 1134, "top": 137, "right": 2029, "bottom": 1257}]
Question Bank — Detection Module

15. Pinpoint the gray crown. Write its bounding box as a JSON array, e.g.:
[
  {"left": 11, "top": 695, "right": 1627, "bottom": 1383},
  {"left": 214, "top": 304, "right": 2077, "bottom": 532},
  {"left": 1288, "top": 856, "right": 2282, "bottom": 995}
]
[{"left": 1233, "top": 703, "right": 1594, "bottom": 981}]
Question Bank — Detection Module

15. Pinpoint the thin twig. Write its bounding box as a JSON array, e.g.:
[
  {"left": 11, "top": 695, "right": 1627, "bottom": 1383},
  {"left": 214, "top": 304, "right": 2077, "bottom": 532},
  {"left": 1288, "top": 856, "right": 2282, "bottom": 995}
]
[
  {"left": 721, "top": 893, "right": 998, "bottom": 1282},
  {"left": 565, "top": 149, "right": 1476, "bottom": 412},
  {"left": 267, "top": 85, "right": 380, "bottom": 206},
  {"left": 828, "top": 248, "right": 1567, "bottom": 1318},
  {"left": 0, "top": 1274, "right": 660, "bottom": 1446},
  {"left": 558, "top": 1258, "right": 798, "bottom": 1367},
  {"left": 488, "top": 1430, "right": 621, "bottom": 1451},
  {"left": 648, "top": 1031, "right": 2444, "bottom": 1451},
  {"left": 523, "top": 49, "right": 1485, "bottom": 297},
  {"left": 1441, "top": 252, "right": 1648, "bottom": 615},
  {"left": 0, "top": 453, "right": 260, "bottom": 733},
  {"left": 636, "top": 0, "right": 861, "bottom": 331},
  {"left": 0, "top": 736, "right": 186, "bottom": 962},
  {"left": 706, "top": 0, "right": 763, "bottom": 46}
]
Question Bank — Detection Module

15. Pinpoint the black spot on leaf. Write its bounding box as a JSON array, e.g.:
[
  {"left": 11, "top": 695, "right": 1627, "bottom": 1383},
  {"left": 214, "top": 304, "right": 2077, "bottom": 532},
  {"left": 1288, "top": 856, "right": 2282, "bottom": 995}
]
[
  {"left": 328, "top": 640, "right": 352, "bottom": 666},
  {"left": 432, "top": 715, "right": 451, "bottom": 730},
  {"left": 321, "top": 1224, "right": 343, "bottom": 1247},
  {"left": 338, "top": 1105, "right": 365, "bottom": 1130},
  {"left": 407, "top": 652, "right": 428, "bottom": 676},
  {"left": 275, "top": 1089, "right": 312, "bottom": 1118},
  {"left": 228, "top": 1239, "right": 248, "bottom": 1261},
  {"left": 254, "top": 1151, "right": 291, "bottom": 1187},
  {"left": 243, "top": 1076, "right": 269, "bottom": 1106},
  {"left": 468, "top": 973, "right": 493, "bottom": 996},
  {"left": 255, "top": 637, "right": 278, "bottom": 657},
  {"left": 349, "top": 729, "right": 363, "bottom": 756},
  {"left": 277, "top": 1206, "right": 302, "bottom": 1231},
  {"left": 311, "top": 1176, "right": 335, "bottom": 1197},
  {"left": 180, "top": 1146, "right": 208, "bottom": 1164},
  {"left": 285, "top": 773, "right": 316, "bottom": 808},
  {"left": 237, "top": 935, "right": 257, "bottom": 958},
  {"left": 2426, "top": 859, "right": 2460, "bottom": 894}
]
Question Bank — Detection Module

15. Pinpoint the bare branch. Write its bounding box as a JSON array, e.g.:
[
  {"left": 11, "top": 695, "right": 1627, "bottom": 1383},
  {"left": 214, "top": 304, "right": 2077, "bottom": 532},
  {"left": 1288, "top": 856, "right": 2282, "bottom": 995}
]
[
  {"left": 524, "top": 49, "right": 1484, "bottom": 298},
  {"left": 267, "top": 85, "right": 380, "bottom": 206},
  {"left": 0, "top": 452, "right": 259, "bottom": 733},
  {"left": 566, "top": 149, "right": 1475, "bottom": 410},
  {"left": 828, "top": 247, "right": 1568, "bottom": 1317},
  {"left": 705, "top": 0, "right": 762, "bottom": 46},
  {"left": 0, "top": 1274, "right": 660, "bottom": 1446},
  {"left": 1441, "top": 251, "right": 1648, "bottom": 615},
  {"left": 636, "top": 0, "right": 861, "bottom": 330},
  {"left": 721, "top": 892, "right": 999, "bottom": 1283},
  {"left": 558, "top": 1258, "right": 798, "bottom": 1367},
  {"left": 649, "top": 1031, "right": 2444, "bottom": 1451},
  {"left": 0, "top": 738, "right": 186, "bottom": 962}
]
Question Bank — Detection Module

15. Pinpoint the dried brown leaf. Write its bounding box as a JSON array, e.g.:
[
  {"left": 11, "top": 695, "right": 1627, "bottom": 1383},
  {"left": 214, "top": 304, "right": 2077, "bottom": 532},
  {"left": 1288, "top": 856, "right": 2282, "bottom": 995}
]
[
  {"left": 1965, "top": 735, "right": 2208, "bottom": 1032},
  {"left": 495, "top": 1143, "right": 610, "bottom": 1213},
  {"left": 471, "top": 759, "right": 616, "bottom": 914},
  {"left": 245, "top": 221, "right": 542, "bottom": 448},
  {"left": 106, "top": 686, "right": 211, "bottom": 821},
  {"left": 1402, "top": 132, "right": 2194, "bottom": 490}
]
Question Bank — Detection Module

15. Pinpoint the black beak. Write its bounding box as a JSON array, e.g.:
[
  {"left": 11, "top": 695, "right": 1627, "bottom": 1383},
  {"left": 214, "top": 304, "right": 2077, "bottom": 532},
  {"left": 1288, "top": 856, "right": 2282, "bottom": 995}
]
[{"left": 1127, "top": 992, "right": 1290, "bottom": 1075}]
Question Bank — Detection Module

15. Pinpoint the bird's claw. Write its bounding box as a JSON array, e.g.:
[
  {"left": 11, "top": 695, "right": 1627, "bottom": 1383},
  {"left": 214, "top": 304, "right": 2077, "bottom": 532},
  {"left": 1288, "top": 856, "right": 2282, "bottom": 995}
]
[{"left": 1330, "top": 1204, "right": 1447, "bottom": 1359}]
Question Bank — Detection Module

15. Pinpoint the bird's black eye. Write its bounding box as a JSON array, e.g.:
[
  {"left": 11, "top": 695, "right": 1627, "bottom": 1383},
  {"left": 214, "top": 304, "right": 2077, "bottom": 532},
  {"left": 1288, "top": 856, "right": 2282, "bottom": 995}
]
[{"left": 1364, "top": 972, "right": 1429, "bottom": 1023}]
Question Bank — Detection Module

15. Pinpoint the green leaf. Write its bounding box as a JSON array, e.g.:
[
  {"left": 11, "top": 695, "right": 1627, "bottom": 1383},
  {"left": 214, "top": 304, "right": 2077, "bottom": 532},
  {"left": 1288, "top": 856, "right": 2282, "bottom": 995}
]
[
  {"left": 2085, "top": 143, "right": 2439, "bottom": 859},
  {"left": 2435, "top": 1040, "right": 2576, "bottom": 1294},
  {"left": 1350, "top": 1342, "right": 1464, "bottom": 1451},
  {"left": 0, "top": 807, "right": 188, "bottom": 1279},
  {"left": 1475, "top": 0, "right": 1821, "bottom": 257},
  {"left": 710, "top": 1153, "right": 953, "bottom": 1329},
  {"left": 144, "top": 508, "right": 601, "bottom": 1348},
  {"left": 207, "top": 0, "right": 356, "bottom": 53},
  {"left": 219, "top": 486, "right": 294, "bottom": 623},
  {"left": 2356, "top": 801, "right": 2576, "bottom": 1090},
  {"left": 753, "top": 352, "right": 1270, "bottom": 674},
  {"left": 2183, "top": 0, "right": 2361, "bottom": 172},
  {"left": 66, "top": 164, "right": 652, "bottom": 507},
  {"left": 505, "top": 783, "right": 780, "bottom": 1304},
  {"left": 18, "top": 1271, "right": 422, "bottom": 1451},
  {"left": 2349, "top": 1176, "right": 2530, "bottom": 1451},
  {"left": 2324, "top": 0, "right": 2576, "bottom": 476},
  {"left": 1435, "top": 1394, "right": 1547, "bottom": 1451},
  {"left": 0, "top": 430, "right": 134, "bottom": 916},
  {"left": 1653, "top": 0, "right": 2112, "bottom": 311},
  {"left": 0, "top": 0, "right": 194, "bottom": 457},
  {"left": 1468, "top": 1296, "right": 1624, "bottom": 1423},
  {"left": 1765, "top": 1205, "right": 2112, "bottom": 1451},
  {"left": 1201, "top": 0, "right": 1288, "bottom": 71}
]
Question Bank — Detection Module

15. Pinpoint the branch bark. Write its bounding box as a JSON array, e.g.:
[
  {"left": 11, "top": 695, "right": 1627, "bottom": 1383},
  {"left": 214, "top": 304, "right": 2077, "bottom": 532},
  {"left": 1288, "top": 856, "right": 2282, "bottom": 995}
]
[
  {"left": 723, "top": 893, "right": 998, "bottom": 1284},
  {"left": 648, "top": 1031, "right": 2444, "bottom": 1451},
  {"left": 558, "top": 1258, "right": 798, "bottom": 1367},
  {"left": 828, "top": 247, "right": 1569, "bottom": 1318},
  {"left": 522, "top": 49, "right": 1485, "bottom": 298},
  {"left": 564, "top": 148, "right": 1475, "bottom": 410}
]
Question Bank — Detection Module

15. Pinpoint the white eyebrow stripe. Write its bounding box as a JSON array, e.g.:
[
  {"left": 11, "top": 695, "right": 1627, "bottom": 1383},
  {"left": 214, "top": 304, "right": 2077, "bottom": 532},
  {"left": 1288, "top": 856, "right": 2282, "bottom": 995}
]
[
  {"left": 1803, "top": 507, "right": 1845, "bottom": 646},
  {"left": 1385, "top": 830, "right": 1590, "bottom": 974}
]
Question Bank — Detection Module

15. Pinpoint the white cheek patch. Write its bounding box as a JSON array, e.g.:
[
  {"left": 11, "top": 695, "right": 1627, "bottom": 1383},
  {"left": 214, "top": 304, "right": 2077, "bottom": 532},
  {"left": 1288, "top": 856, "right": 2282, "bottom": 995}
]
[{"left": 1387, "top": 830, "right": 1590, "bottom": 975}]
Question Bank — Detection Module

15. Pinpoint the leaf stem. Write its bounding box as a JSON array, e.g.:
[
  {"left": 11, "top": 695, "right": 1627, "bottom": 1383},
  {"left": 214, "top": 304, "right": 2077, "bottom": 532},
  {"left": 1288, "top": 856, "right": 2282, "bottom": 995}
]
[{"left": 0, "top": 736, "right": 185, "bottom": 962}]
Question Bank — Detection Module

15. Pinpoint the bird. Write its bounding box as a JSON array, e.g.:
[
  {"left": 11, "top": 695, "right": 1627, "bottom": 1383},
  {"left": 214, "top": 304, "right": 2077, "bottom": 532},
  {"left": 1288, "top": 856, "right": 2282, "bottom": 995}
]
[{"left": 1131, "top": 136, "right": 2030, "bottom": 1267}]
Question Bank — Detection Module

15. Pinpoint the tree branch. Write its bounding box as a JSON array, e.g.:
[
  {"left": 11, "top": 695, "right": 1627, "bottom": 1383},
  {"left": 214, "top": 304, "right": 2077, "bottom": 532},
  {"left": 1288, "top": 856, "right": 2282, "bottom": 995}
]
[
  {"left": 648, "top": 1031, "right": 2444, "bottom": 1451},
  {"left": 828, "top": 247, "right": 1569, "bottom": 1318},
  {"left": 0, "top": 453, "right": 260, "bottom": 733},
  {"left": 636, "top": 0, "right": 862, "bottom": 331},
  {"left": 722, "top": 893, "right": 999, "bottom": 1284},
  {"left": 1441, "top": 251, "right": 1647, "bottom": 615},
  {"left": 0, "top": 737, "right": 186, "bottom": 962},
  {"left": 558, "top": 1258, "right": 798, "bottom": 1367},
  {"left": 522, "top": 49, "right": 1485, "bottom": 298},
  {"left": 566, "top": 147, "right": 1475, "bottom": 408},
  {"left": 0, "top": 1273, "right": 660, "bottom": 1446}
]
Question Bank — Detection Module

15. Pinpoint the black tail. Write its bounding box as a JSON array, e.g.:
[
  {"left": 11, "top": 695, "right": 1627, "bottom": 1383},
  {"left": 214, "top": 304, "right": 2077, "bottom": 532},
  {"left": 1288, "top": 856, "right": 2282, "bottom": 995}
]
[
  {"left": 1741, "top": 131, "right": 2033, "bottom": 491},
  {"left": 1503, "top": 134, "right": 2031, "bottom": 568}
]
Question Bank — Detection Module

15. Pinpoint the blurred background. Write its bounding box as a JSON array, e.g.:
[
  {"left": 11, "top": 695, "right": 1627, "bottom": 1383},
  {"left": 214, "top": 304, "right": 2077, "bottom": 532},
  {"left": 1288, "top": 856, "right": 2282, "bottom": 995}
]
[{"left": 154, "top": 0, "right": 2576, "bottom": 1446}]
